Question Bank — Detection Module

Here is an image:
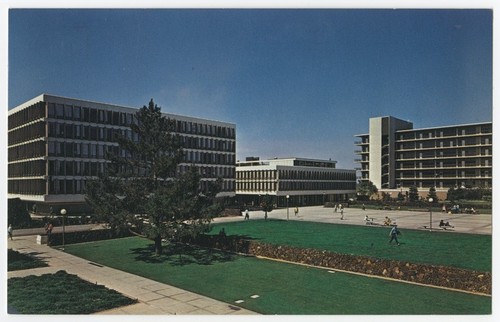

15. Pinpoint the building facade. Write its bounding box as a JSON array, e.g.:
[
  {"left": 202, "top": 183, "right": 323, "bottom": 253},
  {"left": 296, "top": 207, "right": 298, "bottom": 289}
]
[
  {"left": 8, "top": 94, "right": 236, "bottom": 213},
  {"left": 236, "top": 157, "right": 357, "bottom": 207},
  {"left": 355, "top": 116, "right": 492, "bottom": 198}
]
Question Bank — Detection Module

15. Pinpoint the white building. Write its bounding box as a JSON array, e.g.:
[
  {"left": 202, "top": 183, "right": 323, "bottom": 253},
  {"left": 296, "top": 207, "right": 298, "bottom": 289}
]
[{"left": 236, "top": 157, "right": 356, "bottom": 207}]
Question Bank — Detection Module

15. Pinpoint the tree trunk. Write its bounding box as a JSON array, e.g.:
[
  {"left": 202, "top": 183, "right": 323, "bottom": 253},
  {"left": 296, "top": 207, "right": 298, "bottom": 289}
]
[{"left": 154, "top": 236, "right": 163, "bottom": 255}]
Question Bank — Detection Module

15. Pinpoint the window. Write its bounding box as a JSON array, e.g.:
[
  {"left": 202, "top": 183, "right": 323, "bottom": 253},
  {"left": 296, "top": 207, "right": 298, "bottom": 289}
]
[
  {"left": 73, "top": 106, "right": 81, "bottom": 120},
  {"left": 56, "top": 104, "right": 64, "bottom": 119},
  {"left": 48, "top": 103, "right": 56, "bottom": 117},
  {"left": 82, "top": 107, "right": 90, "bottom": 122},
  {"left": 48, "top": 141, "right": 55, "bottom": 155},
  {"left": 64, "top": 105, "right": 73, "bottom": 119},
  {"left": 90, "top": 109, "right": 97, "bottom": 122}
]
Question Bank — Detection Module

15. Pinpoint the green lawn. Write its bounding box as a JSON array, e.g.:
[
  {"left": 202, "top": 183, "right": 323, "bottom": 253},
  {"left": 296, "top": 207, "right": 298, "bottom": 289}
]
[
  {"left": 64, "top": 237, "right": 491, "bottom": 314},
  {"left": 209, "top": 219, "right": 491, "bottom": 272}
]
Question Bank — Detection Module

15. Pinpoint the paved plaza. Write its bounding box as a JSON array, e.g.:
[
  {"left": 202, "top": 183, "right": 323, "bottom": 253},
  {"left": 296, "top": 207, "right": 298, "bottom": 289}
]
[
  {"left": 8, "top": 205, "right": 491, "bottom": 315},
  {"left": 219, "top": 205, "right": 492, "bottom": 235}
]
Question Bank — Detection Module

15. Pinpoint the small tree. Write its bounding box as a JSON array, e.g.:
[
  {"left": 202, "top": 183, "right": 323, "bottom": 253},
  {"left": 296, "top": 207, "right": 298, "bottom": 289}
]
[
  {"left": 356, "top": 180, "right": 378, "bottom": 200},
  {"left": 408, "top": 185, "right": 419, "bottom": 202},
  {"left": 381, "top": 192, "right": 392, "bottom": 202},
  {"left": 260, "top": 194, "right": 274, "bottom": 220},
  {"left": 427, "top": 187, "right": 439, "bottom": 203}
]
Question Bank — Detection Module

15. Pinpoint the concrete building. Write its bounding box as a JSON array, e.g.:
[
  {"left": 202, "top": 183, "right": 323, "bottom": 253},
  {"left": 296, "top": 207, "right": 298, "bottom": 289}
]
[
  {"left": 8, "top": 94, "right": 236, "bottom": 214},
  {"left": 236, "top": 157, "right": 357, "bottom": 207},
  {"left": 355, "top": 116, "right": 492, "bottom": 199}
]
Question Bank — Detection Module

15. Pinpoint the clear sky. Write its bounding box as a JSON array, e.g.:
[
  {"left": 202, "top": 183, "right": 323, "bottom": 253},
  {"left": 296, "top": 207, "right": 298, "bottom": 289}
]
[{"left": 7, "top": 8, "right": 492, "bottom": 169}]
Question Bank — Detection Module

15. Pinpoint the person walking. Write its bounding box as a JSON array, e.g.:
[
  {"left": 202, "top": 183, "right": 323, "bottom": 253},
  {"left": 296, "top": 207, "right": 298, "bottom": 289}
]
[
  {"left": 46, "top": 222, "right": 54, "bottom": 245},
  {"left": 294, "top": 207, "right": 299, "bottom": 216},
  {"left": 8, "top": 224, "right": 13, "bottom": 240},
  {"left": 389, "top": 225, "right": 401, "bottom": 246},
  {"left": 244, "top": 209, "right": 249, "bottom": 220}
]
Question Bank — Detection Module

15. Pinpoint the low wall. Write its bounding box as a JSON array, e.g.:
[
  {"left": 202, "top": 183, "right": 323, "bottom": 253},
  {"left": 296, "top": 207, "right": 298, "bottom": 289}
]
[{"left": 47, "top": 229, "right": 133, "bottom": 246}]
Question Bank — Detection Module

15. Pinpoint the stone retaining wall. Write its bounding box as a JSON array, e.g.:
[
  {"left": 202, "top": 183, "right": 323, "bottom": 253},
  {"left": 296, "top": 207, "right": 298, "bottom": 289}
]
[{"left": 193, "top": 235, "right": 491, "bottom": 295}]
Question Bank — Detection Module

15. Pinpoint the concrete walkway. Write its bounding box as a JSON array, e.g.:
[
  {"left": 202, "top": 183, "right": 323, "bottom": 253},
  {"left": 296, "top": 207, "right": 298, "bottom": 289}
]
[
  {"left": 7, "top": 235, "right": 257, "bottom": 315},
  {"left": 7, "top": 205, "right": 491, "bottom": 315}
]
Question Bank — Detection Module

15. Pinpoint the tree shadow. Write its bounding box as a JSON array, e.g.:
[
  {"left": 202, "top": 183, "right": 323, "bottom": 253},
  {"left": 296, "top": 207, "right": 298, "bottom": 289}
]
[{"left": 130, "top": 242, "right": 236, "bottom": 266}]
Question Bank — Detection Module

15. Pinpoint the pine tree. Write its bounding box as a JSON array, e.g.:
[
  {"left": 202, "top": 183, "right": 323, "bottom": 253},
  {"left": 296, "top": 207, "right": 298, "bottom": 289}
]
[
  {"left": 408, "top": 185, "right": 419, "bottom": 202},
  {"left": 427, "top": 186, "right": 439, "bottom": 202},
  {"left": 86, "top": 99, "right": 222, "bottom": 255}
]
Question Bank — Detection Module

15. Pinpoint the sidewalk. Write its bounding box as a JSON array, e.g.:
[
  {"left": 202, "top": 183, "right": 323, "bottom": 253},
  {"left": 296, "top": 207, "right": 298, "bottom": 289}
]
[{"left": 7, "top": 235, "right": 257, "bottom": 315}]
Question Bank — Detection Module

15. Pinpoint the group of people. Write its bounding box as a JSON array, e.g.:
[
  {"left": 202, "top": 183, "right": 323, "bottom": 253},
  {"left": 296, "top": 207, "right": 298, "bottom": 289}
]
[{"left": 443, "top": 204, "right": 477, "bottom": 215}]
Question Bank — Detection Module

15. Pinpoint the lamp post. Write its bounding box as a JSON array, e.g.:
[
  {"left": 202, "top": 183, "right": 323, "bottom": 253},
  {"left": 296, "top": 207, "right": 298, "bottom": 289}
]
[
  {"left": 286, "top": 195, "right": 290, "bottom": 221},
  {"left": 60, "top": 209, "right": 67, "bottom": 250},
  {"left": 428, "top": 198, "right": 433, "bottom": 232}
]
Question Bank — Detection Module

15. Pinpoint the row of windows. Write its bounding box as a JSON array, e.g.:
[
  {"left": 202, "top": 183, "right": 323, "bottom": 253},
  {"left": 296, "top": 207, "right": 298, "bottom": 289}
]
[
  {"left": 278, "top": 170, "right": 356, "bottom": 181},
  {"left": 48, "top": 102, "right": 135, "bottom": 126},
  {"left": 398, "top": 160, "right": 490, "bottom": 169},
  {"left": 236, "top": 170, "right": 276, "bottom": 180},
  {"left": 46, "top": 177, "right": 234, "bottom": 195},
  {"left": 178, "top": 165, "right": 235, "bottom": 179},
  {"left": 236, "top": 182, "right": 276, "bottom": 192},
  {"left": 8, "top": 179, "right": 46, "bottom": 195},
  {"left": 237, "top": 170, "right": 356, "bottom": 181},
  {"left": 398, "top": 148, "right": 491, "bottom": 160},
  {"left": 279, "top": 181, "right": 356, "bottom": 191},
  {"left": 48, "top": 121, "right": 236, "bottom": 153},
  {"left": 8, "top": 173, "right": 235, "bottom": 197},
  {"left": 398, "top": 125, "right": 492, "bottom": 141},
  {"left": 236, "top": 181, "right": 356, "bottom": 192},
  {"left": 48, "top": 122, "right": 138, "bottom": 142},
  {"left": 9, "top": 160, "right": 46, "bottom": 177},
  {"left": 184, "top": 150, "right": 235, "bottom": 166},
  {"left": 47, "top": 102, "right": 236, "bottom": 138},
  {"left": 398, "top": 170, "right": 490, "bottom": 179},
  {"left": 397, "top": 137, "right": 491, "bottom": 150},
  {"left": 47, "top": 140, "right": 236, "bottom": 166},
  {"left": 8, "top": 121, "right": 45, "bottom": 145},
  {"left": 48, "top": 141, "right": 114, "bottom": 159},
  {"left": 43, "top": 158, "right": 237, "bottom": 180},
  {"left": 8, "top": 102, "right": 45, "bottom": 129},
  {"left": 9, "top": 141, "right": 45, "bottom": 161},
  {"left": 181, "top": 136, "right": 235, "bottom": 152},
  {"left": 397, "top": 180, "right": 490, "bottom": 189}
]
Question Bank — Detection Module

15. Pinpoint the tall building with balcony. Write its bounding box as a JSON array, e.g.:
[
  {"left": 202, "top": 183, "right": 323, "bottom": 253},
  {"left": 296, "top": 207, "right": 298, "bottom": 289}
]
[
  {"left": 355, "top": 116, "right": 492, "bottom": 198},
  {"left": 236, "top": 157, "right": 356, "bottom": 207},
  {"left": 8, "top": 94, "right": 236, "bottom": 214}
]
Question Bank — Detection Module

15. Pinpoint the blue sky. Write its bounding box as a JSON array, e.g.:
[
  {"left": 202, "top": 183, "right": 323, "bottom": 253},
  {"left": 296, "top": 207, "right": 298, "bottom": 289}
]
[{"left": 7, "top": 8, "right": 492, "bottom": 169}]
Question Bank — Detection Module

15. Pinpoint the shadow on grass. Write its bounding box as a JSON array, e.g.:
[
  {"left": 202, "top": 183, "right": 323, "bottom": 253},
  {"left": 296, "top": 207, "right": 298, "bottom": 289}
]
[{"left": 130, "top": 242, "right": 236, "bottom": 266}]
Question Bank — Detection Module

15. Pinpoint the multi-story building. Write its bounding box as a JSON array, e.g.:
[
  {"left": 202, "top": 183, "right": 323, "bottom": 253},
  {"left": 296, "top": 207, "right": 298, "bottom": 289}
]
[
  {"left": 355, "top": 116, "right": 492, "bottom": 199},
  {"left": 236, "top": 157, "right": 357, "bottom": 207},
  {"left": 8, "top": 94, "right": 236, "bottom": 214}
]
